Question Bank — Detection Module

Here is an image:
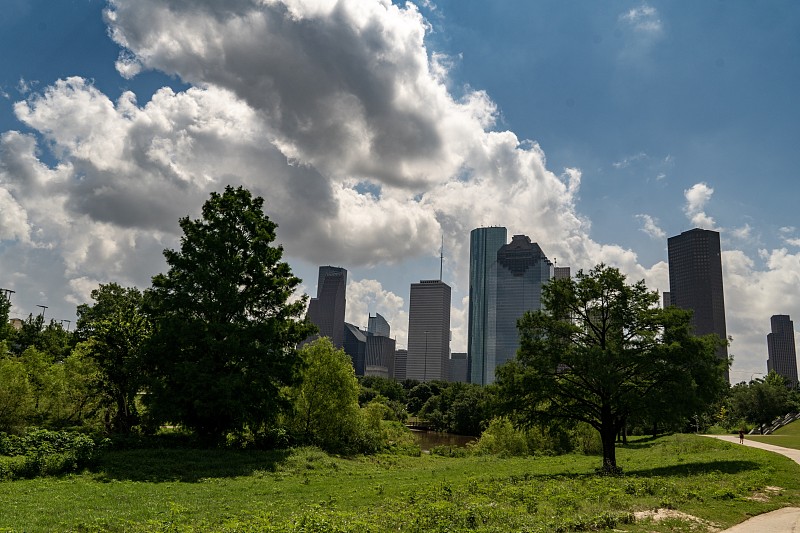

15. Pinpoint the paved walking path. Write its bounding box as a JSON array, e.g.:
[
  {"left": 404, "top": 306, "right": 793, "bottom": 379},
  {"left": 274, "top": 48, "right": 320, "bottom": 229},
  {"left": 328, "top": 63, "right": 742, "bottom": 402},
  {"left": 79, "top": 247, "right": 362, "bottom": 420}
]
[{"left": 703, "top": 434, "right": 800, "bottom": 532}]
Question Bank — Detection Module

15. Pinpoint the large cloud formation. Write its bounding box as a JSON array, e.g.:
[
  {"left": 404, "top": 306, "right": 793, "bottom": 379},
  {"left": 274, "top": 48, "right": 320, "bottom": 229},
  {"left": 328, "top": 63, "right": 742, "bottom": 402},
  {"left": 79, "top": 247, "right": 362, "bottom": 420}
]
[{"left": 0, "top": 0, "right": 796, "bottom": 378}]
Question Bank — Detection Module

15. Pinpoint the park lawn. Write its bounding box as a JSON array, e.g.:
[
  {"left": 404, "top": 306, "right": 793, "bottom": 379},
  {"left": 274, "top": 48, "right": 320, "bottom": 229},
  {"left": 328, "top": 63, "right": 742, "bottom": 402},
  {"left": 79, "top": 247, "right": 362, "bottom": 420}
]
[
  {"left": 1, "top": 434, "right": 800, "bottom": 532},
  {"left": 747, "top": 420, "right": 800, "bottom": 450}
]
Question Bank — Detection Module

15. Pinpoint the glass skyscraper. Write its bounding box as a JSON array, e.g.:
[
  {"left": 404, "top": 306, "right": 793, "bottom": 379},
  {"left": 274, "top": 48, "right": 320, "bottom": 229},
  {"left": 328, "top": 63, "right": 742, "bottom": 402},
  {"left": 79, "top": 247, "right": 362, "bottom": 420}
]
[
  {"left": 306, "top": 266, "right": 347, "bottom": 348},
  {"left": 468, "top": 229, "right": 553, "bottom": 385},
  {"left": 494, "top": 235, "right": 553, "bottom": 377},
  {"left": 468, "top": 227, "right": 507, "bottom": 386},
  {"left": 767, "top": 315, "right": 798, "bottom": 387}
]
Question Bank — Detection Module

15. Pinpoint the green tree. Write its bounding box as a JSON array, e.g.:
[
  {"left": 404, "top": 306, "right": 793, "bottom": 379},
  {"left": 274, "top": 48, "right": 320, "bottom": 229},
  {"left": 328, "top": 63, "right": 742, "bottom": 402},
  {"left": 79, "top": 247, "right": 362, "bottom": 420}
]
[
  {"left": 144, "top": 186, "right": 314, "bottom": 439},
  {"left": 496, "top": 264, "right": 728, "bottom": 473},
  {"left": 0, "top": 355, "right": 33, "bottom": 433},
  {"left": 289, "top": 338, "right": 365, "bottom": 452},
  {"left": 75, "top": 283, "right": 150, "bottom": 434},
  {"left": 729, "top": 371, "right": 794, "bottom": 434},
  {"left": 0, "top": 293, "right": 12, "bottom": 342},
  {"left": 418, "top": 382, "right": 492, "bottom": 436}
]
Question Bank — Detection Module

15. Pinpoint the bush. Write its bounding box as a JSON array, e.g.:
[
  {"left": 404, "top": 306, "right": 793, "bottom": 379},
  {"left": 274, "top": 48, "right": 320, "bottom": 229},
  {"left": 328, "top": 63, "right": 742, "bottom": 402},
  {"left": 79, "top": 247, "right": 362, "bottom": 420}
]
[
  {"left": 0, "top": 428, "right": 105, "bottom": 479},
  {"left": 469, "top": 418, "right": 528, "bottom": 456}
]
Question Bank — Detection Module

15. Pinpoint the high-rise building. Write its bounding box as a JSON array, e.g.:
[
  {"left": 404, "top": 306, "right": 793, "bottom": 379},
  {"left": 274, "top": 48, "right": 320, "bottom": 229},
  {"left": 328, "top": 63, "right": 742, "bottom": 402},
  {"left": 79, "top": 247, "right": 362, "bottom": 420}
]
[
  {"left": 767, "top": 315, "right": 798, "bottom": 388},
  {"left": 394, "top": 349, "right": 408, "bottom": 381},
  {"left": 368, "top": 313, "right": 391, "bottom": 337},
  {"left": 306, "top": 266, "right": 347, "bottom": 348},
  {"left": 448, "top": 352, "right": 468, "bottom": 383},
  {"left": 494, "top": 235, "right": 553, "bottom": 378},
  {"left": 554, "top": 266, "right": 571, "bottom": 280},
  {"left": 667, "top": 228, "right": 729, "bottom": 382},
  {"left": 468, "top": 227, "right": 507, "bottom": 386},
  {"left": 406, "top": 280, "right": 451, "bottom": 382},
  {"left": 343, "top": 322, "right": 366, "bottom": 375}
]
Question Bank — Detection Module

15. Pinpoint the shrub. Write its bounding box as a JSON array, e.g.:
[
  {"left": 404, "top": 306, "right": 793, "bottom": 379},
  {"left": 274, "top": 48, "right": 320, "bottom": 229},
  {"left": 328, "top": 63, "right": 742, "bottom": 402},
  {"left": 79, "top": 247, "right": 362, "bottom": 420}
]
[
  {"left": 0, "top": 428, "right": 105, "bottom": 479},
  {"left": 469, "top": 417, "right": 528, "bottom": 456}
]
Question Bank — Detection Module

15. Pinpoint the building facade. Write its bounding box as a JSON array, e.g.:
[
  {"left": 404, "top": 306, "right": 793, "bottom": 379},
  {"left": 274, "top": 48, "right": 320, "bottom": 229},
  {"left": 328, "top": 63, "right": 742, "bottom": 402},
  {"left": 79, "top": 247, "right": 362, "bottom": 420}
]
[
  {"left": 406, "top": 280, "right": 451, "bottom": 382},
  {"left": 494, "top": 235, "right": 553, "bottom": 378},
  {"left": 306, "top": 266, "right": 347, "bottom": 348},
  {"left": 767, "top": 314, "right": 798, "bottom": 388},
  {"left": 467, "top": 227, "right": 507, "bottom": 386},
  {"left": 667, "top": 228, "right": 729, "bottom": 382}
]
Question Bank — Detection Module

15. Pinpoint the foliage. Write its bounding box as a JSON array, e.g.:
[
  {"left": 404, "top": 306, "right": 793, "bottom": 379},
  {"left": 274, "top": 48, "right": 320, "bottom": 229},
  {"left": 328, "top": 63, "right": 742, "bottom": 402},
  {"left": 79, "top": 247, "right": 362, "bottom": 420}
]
[
  {"left": 0, "top": 355, "right": 33, "bottom": 433},
  {"left": 729, "top": 371, "right": 795, "bottom": 433},
  {"left": 0, "top": 428, "right": 104, "bottom": 480},
  {"left": 496, "top": 264, "right": 729, "bottom": 473},
  {"left": 9, "top": 314, "right": 73, "bottom": 359},
  {"left": 418, "top": 382, "right": 492, "bottom": 436},
  {"left": 469, "top": 417, "right": 528, "bottom": 456},
  {"left": 0, "top": 293, "right": 11, "bottom": 342},
  {"left": 75, "top": 283, "right": 150, "bottom": 434},
  {"left": 144, "top": 186, "right": 315, "bottom": 439},
  {"left": 289, "top": 338, "right": 365, "bottom": 453}
]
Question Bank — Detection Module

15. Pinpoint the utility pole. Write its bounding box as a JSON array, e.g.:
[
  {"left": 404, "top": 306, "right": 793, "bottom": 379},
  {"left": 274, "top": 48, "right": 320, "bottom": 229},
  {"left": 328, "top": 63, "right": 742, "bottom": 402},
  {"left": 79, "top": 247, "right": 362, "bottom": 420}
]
[
  {"left": 37, "top": 305, "right": 48, "bottom": 319},
  {"left": 60, "top": 319, "right": 71, "bottom": 331}
]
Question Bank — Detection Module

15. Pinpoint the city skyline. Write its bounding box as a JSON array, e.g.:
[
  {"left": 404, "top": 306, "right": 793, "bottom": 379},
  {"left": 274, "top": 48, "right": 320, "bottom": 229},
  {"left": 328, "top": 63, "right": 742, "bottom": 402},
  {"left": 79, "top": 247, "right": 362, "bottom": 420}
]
[{"left": 1, "top": 1, "right": 799, "bottom": 384}]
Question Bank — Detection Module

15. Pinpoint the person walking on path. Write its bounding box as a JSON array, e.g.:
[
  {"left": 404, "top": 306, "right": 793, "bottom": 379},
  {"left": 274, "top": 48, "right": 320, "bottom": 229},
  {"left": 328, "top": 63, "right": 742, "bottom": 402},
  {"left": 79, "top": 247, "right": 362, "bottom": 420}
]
[{"left": 704, "top": 434, "right": 800, "bottom": 532}]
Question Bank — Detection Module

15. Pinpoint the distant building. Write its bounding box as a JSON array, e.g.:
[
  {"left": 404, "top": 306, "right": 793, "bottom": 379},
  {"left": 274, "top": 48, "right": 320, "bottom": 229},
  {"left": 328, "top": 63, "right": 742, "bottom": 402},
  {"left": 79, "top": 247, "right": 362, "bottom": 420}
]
[
  {"left": 367, "top": 313, "right": 391, "bottom": 337},
  {"left": 343, "top": 322, "right": 367, "bottom": 375},
  {"left": 553, "top": 266, "right": 571, "bottom": 280},
  {"left": 448, "top": 352, "right": 468, "bottom": 383},
  {"left": 493, "top": 235, "right": 553, "bottom": 381},
  {"left": 667, "top": 228, "right": 729, "bottom": 382},
  {"left": 662, "top": 292, "right": 672, "bottom": 308},
  {"left": 394, "top": 349, "right": 408, "bottom": 381},
  {"left": 767, "top": 315, "right": 798, "bottom": 388},
  {"left": 306, "top": 266, "right": 347, "bottom": 348},
  {"left": 468, "top": 227, "right": 507, "bottom": 386},
  {"left": 406, "top": 280, "right": 451, "bottom": 382},
  {"left": 365, "top": 334, "right": 396, "bottom": 379},
  {"left": 8, "top": 318, "right": 23, "bottom": 330}
]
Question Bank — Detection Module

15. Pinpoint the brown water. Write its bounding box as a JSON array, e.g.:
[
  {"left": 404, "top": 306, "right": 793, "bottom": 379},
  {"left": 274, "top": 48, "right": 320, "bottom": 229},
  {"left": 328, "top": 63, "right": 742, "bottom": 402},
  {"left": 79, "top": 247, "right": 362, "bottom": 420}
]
[{"left": 411, "top": 429, "right": 476, "bottom": 451}]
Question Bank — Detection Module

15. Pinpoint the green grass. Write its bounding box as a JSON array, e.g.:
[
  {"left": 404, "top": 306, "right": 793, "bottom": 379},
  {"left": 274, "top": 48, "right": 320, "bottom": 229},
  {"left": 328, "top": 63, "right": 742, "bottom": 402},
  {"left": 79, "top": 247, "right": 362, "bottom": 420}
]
[
  {"left": 747, "top": 419, "right": 800, "bottom": 450},
  {"left": 1, "top": 435, "right": 800, "bottom": 532}
]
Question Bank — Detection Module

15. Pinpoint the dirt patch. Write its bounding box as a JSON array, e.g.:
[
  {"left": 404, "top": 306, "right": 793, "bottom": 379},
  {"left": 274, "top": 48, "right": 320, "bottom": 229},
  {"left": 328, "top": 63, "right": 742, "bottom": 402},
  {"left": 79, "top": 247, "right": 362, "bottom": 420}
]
[
  {"left": 746, "top": 485, "right": 783, "bottom": 502},
  {"left": 633, "top": 509, "right": 721, "bottom": 531}
]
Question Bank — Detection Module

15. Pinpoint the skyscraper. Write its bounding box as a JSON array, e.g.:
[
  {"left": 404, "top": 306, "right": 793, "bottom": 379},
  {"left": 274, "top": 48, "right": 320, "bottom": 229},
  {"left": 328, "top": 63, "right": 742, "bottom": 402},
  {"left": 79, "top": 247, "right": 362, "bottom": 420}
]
[
  {"left": 406, "top": 280, "right": 451, "bottom": 382},
  {"left": 767, "top": 315, "right": 798, "bottom": 388},
  {"left": 468, "top": 227, "right": 507, "bottom": 386},
  {"left": 667, "top": 228, "right": 729, "bottom": 382},
  {"left": 306, "top": 266, "right": 347, "bottom": 348},
  {"left": 494, "top": 235, "right": 553, "bottom": 378}
]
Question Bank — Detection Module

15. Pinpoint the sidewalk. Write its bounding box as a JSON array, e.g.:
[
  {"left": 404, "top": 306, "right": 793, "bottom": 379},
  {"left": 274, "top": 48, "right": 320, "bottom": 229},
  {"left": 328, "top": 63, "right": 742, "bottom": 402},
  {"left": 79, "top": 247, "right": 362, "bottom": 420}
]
[{"left": 703, "top": 434, "right": 800, "bottom": 532}]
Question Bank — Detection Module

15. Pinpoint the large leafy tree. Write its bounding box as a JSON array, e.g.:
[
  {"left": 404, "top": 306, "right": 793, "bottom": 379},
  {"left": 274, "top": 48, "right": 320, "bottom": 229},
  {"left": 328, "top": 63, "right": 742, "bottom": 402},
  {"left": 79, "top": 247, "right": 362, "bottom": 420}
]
[
  {"left": 729, "top": 372, "right": 795, "bottom": 434},
  {"left": 496, "top": 264, "right": 728, "bottom": 473},
  {"left": 144, "top": 186, "right": 314, "bottom": 439},
  {"left": 75, "top": 283, "right": 150, "bottom": 433}
]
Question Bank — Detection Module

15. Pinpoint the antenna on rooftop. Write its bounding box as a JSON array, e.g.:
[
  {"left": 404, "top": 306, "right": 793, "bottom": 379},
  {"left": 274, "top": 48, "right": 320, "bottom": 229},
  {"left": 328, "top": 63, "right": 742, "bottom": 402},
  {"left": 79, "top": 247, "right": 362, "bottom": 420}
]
[{"left": 439, "top": 234, "right": 444, "bottom": 281}]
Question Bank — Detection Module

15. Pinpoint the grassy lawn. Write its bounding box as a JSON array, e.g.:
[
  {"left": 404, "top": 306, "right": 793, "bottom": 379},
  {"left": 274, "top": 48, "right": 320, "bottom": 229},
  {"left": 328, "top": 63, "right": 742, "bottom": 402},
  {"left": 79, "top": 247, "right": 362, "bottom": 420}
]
[
  {"left": 2, "top": 434, "right": 800, "bottom": 532},
  {"left": 747, "top": 419, "right": 800, "bottom": 450}
]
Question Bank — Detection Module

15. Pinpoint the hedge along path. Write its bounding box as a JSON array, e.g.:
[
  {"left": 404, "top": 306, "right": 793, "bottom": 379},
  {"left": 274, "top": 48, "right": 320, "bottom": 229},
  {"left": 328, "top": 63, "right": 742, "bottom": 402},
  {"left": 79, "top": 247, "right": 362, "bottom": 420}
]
[{"left": 703, "top": 434, "right": 800, "bottom": 532}]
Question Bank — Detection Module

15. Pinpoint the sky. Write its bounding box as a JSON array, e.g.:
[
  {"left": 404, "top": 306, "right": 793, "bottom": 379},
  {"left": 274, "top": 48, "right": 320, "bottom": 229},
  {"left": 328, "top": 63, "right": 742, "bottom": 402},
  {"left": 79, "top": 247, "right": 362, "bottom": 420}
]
[{"left": 1, "top": 0, "right": 799, "bottom": 384}]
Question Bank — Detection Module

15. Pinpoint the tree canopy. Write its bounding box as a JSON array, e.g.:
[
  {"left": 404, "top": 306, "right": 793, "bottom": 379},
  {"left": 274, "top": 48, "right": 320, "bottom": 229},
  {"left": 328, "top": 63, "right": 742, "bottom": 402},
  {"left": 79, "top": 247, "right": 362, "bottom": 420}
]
[
  {"left": 496, "top": 264, "right": 728, "bottom": 472},
  {"left": 144, "top": 186, "right": 314, "bottom": 439},
  {"left": 75, "top": 283, "right": 150, "bottom": 434},
  {"left": 729, "top": 372, "right": 796, "bottom": 434}
]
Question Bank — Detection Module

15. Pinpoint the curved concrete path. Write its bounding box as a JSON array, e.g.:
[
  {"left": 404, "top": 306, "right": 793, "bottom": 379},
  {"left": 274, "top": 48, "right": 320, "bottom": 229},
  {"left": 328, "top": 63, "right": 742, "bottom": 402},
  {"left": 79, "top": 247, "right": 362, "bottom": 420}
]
[{"left": 703, "top": 434, "right": 800, "bottom": 532}]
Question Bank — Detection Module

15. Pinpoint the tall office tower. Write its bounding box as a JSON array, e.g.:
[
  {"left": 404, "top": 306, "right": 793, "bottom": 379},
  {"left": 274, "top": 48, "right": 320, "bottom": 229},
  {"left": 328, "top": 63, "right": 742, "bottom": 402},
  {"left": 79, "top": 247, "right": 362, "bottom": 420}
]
[
  {"left": 767, "top": 315, "right": 798, "bottom": 388},
  {"left": 448, "top": 352, "right": 468, "bottom": 383},
  {"left": 368, "top": 313, "right": 391, "bottom": 337},
  {"left": 306, "top": 266, "right": 347, "bottom": 348},
  {"left": 366, "top": 335, "right": 396, "bottom": 379},
  {"left": 662, "top": 292, "right": 672, "bottom": 308},
  {"left": 494, "top": 235, "right": 553, "bottom": 379},
  {"left": 394, "top": 349, "right": 408, "bottom": 381},
  {"left": 468, "top": 227, "right": 507, "bottom": 386},
  {"left": 667, "top": 228, "right": 729, "bottom": 382},
  {"left": 406, "top": 280, "right": 451, "bottom": 382},
  {"left": 343, "top": 322, "right": 367, "bottom": 375},
  {"left": 554, "top": 266, "right": 571, "bottom": 280}
]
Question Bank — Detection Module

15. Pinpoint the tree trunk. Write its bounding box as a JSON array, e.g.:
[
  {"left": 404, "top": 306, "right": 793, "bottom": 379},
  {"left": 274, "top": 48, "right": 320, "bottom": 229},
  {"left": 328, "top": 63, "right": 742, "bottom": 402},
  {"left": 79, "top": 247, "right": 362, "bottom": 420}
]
[{"left": 600, "top": 423, "right": 618, "bottom": 474}]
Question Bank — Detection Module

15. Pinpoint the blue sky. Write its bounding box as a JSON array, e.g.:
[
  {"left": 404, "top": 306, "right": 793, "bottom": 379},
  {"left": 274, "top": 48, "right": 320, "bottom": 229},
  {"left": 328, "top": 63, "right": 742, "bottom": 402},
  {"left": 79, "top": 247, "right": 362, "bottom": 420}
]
[{"left": 1, "top": 0, "right": 799, "bottom": 383}]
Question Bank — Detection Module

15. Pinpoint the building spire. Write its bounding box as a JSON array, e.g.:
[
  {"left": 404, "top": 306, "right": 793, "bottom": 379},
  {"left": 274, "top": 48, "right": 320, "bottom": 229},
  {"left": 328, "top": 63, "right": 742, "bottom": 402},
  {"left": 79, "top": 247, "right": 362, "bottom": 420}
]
[{"left": 439, "top": 234, "right": 444, "bottom": 281}]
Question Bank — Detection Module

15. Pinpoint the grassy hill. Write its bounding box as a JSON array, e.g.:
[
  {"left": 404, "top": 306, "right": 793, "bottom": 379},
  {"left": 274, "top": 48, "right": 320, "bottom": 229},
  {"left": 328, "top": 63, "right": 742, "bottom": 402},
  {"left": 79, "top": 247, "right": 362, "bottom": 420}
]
[
  {"left": 1, "top": 434, "right": 799, "bottom": 532},
  {"left": 747, "top": 419, "right": 800, "bottom": 450}
]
